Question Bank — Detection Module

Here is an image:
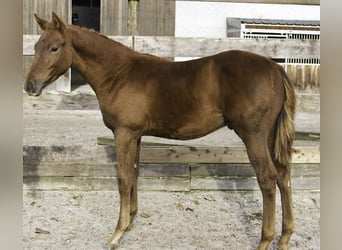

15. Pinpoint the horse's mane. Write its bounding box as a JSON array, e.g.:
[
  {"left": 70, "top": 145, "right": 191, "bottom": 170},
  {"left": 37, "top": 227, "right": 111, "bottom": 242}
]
[
  {"left": 68, "top": 24, "right": 169, "bottom": 62},
  {"left": 70, "top": 24, "right": 110, "bottom": 40},
  {"left": 68, "top": 24, "right": 132, "bottom": 51}
]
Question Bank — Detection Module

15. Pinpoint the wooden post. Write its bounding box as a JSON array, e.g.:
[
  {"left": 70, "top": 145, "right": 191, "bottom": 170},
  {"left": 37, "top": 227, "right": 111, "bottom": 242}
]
[
  {"left": 128, "top": 0, "right": 139, "bottom": 36},
  {"left": 100, "top": 0, "right": 128, "bottom": 35}
]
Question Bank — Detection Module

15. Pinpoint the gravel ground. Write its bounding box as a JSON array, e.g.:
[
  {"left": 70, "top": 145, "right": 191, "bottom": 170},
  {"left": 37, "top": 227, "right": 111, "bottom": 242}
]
[{"left": 23, "top": 190, "right": 320, "bottom": 250}]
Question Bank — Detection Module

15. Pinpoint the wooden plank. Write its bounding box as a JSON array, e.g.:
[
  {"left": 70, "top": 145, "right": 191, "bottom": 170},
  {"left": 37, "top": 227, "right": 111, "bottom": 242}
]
[
  {"left": 23, "top": 176, "right": 190, "bottom": 191},
  {"left": 177, "top": 0, "right": 320, "bottom": 5},
  {"left": 291, "top": 147, "right": 320, "bottom": 163},
  {"left": 295, "top": 132, "right": 320, "bottom": 141},
  {"left": 23, "top": 145, "right": 320, "bottom": 165},
  {"left": 140, "top": 164, "right": 190, "bottom": 177},
  {"left": 291, "top": 163, "right": 320, "bottom": 177},
  {"left": 296, "top": 93, "right": 320, "bottom": 113},
  {"left": 139, "top": 0, "right": 175, "bottom": 36},
  {"left": 23, "top": 36, "right": 319, "bottom": 59},
  {"left": 23, "top": 175, "right": 318, "bottom": 191},
  {"left": 23, "top": 35, "right": 39, "bottom": 55},
  {"left": 191, "top": 176, "right": 259, "bottom": 190},
  {"left": 23, "top": 145, "right": 116, "bottom": 164},
  {"left": 24, "top": 162, "right": 319, "bottom": 179},
  {"left": 100, "top": 0, "right": 128, "bottom": 35},
  {"left": 141, "top": 146, "right": 320, "bottom": 164},
  {"left": 190, "top": 163, "right": 320, "bottom": 177},
  {"left": 23, "top": 163, "right": 190, "bottom": 178},
  {"left": 192, "top": 164, "right": 255, "bottom": 177},
  {"left": 133, "top": 36, "right": 320, "bottom": 58},
  {"left": 291, "top": 176, "right": 320, "bottom": 190},
  {"left": 141, "top": 146, "right": 249, "bottom": 163},
  {"left": 190, "top": 176, "right": 319, "bottom": 190}
]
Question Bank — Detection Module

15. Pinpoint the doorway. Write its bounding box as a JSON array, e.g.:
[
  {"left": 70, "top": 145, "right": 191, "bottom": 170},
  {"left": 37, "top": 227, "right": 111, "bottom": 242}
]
[{"left": 71, "top": 0, "right": 101, "bottom": 90}]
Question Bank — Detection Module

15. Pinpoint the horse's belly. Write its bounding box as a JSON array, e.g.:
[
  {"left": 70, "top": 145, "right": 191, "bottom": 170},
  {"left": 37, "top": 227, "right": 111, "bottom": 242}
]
[
  {"left": 147, "top": 112, "right": 225, "bottom": 140},
  {"left": 173, "top": 122, "right": 225, "bottom": 140}
]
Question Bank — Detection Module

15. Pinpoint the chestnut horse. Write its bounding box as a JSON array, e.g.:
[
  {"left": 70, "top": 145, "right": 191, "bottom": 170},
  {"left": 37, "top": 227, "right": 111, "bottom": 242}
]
[{"left": 25, "top": 13, "right": 296, "bottom": 250}]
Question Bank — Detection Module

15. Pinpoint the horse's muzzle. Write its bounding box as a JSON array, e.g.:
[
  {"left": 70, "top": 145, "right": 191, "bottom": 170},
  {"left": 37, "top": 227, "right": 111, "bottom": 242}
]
[{"left": 24, "top": 79, "right": 43, "bottom": 96}]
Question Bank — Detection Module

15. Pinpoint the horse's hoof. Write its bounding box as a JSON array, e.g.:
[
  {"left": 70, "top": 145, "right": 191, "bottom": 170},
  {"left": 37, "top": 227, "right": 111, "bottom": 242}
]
[
  {"left": 276, "top": 242, "right": 288, "bottom": 250},
  {"left": 107, "top": 230, "right": 125, "bottom": 249},
  {"left": 103, "top": 241, "right": 119, "bottom": 250}
]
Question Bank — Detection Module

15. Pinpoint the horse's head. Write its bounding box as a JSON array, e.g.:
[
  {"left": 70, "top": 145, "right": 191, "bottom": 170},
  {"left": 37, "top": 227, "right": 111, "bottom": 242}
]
[{"left": 24, "top": 12, "right": 72, "bottom": 96}]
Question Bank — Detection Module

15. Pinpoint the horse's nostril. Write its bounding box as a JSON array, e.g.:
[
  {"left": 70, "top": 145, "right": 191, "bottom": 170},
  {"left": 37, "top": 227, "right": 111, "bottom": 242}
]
[{"left": 26, "top": 80, "right": 35, "bottom": 92}]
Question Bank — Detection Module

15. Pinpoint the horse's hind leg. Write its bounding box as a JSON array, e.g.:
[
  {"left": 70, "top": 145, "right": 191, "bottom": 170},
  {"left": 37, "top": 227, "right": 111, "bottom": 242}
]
[
  {"left": 275, "top": 161, "right": 294, "bottom": 250},
  {"left": 107, "top": 128, "right": 140, "bottom": 248},
  {"left": 244, "top": 134, "right": 278, "bottom": 250},
  {"left": 128, "top": 138, "right": 141, "bottom": 229}
]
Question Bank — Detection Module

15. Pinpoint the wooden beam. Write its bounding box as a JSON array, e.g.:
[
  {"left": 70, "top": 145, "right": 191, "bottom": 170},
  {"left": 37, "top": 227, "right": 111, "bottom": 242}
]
[
  {"left": 23, "top": 163, "right": 190, "bottom": 178},
  {"left": 23, "top": 162, "right": 319, "bottom": 178},
  {"left": 133, "top": 36, "right": 320, "bottom": 58},
  {"left": 23, "top": 145, "right": 320, "bottom": 164},
  {"left": 23, "top": 161, "right": 320, "bottom": 191},
  {"left": 23, "top": 35, "right": 320, "bottom": 59},
  {"left": 23, "top": 176, "right": 191, "bottom": 191},
  {"left": 175, "top": 0, "right": 320, "bottom": 6},
  {"left": 140, "top": 146, "right": 320, "bottom": 164},
  {"left": 190, "top": 176, "right": 320, "bottom": 191},
  {"left": 23, "top": 145, "right": 320, "bottom": 191},
  {"left": 23, "top": 175, "right": 319, "bottom": 191},
  {"left": 100, "top": 0, "right": 128, "bottom": 35}
]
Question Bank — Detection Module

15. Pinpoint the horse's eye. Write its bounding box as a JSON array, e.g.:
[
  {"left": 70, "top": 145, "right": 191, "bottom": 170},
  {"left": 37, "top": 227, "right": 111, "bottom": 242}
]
[{"left": 50, "top": 47, "right": 58, "bottom": 52}]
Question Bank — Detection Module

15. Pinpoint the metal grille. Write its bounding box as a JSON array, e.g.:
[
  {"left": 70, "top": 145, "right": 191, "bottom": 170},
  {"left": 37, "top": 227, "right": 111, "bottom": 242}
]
[
  {"left": 285, "top": 58, "right": 320, "bottom": 65},
  {"left": 241, "top": 23, "right": 320, "bottom": 65}
]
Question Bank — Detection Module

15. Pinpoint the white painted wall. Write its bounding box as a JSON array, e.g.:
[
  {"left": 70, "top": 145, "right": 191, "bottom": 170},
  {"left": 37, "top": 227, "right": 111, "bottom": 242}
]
[{"left": 175, "top": 1, "right": 320, "bottom": 38}]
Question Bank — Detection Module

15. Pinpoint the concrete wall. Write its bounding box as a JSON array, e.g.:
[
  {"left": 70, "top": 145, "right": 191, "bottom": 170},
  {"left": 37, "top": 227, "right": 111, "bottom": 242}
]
[{"left": 175, "top": 2, "right": 320, "bottom": 38}]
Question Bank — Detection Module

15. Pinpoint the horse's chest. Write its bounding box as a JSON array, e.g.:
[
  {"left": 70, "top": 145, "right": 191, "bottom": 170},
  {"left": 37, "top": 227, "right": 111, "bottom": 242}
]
[{"left": 99, "top": 98, "right": 148, "bottom": 131}]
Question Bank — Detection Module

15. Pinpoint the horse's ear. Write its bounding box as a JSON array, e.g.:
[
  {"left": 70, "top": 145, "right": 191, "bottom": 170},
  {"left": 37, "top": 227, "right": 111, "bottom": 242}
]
[
  {"left": 51, "top": 12, "right": 65, "bottom": 32},
  {"left": 34, "top": 13, "right": 48, "bottom": 31}
]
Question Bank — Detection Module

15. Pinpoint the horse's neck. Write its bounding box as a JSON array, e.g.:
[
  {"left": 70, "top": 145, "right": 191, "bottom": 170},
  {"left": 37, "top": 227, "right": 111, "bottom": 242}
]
[{"left": 68, "top": 26, "right": 135, "bottom": 95}]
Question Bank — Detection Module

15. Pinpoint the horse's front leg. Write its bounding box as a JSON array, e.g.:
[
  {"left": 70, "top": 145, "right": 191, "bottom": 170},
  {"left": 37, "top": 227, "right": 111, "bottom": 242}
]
[{"left": 107, "top": 128, "right": 141, "bottom": 248}]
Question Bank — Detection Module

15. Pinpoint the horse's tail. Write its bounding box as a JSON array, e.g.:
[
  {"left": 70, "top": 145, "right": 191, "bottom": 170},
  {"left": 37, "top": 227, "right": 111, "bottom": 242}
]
[{"left": 273, "top": 67, "right": 296, "bottom": 166}]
